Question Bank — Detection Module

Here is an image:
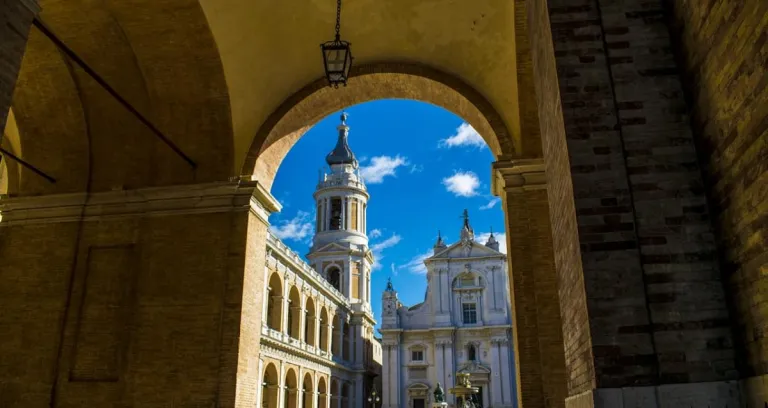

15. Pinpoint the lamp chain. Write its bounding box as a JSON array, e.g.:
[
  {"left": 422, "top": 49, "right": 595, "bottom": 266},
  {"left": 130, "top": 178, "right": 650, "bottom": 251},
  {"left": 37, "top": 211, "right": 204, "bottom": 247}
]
[{"left": 335, "top": 0, "right": 342, "bottom": 40}]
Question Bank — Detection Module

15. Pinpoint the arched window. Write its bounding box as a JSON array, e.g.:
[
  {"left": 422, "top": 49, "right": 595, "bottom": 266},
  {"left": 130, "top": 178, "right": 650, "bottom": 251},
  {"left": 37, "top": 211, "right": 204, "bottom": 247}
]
[
  {"left": 467, "top": 344, "right": 477, "bottom": 361},
  {"left": 330, "top": 197, "right": 342, "bottom": 230},
  {"left": 328, "top": 267, "right": 341, "bottom": 291}
]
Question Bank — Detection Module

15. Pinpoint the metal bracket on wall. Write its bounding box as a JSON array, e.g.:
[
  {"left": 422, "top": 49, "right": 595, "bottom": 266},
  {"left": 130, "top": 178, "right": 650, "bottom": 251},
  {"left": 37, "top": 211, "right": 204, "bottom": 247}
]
[{"left": 31, "top": 18, "right": 198, "bottom": 170}]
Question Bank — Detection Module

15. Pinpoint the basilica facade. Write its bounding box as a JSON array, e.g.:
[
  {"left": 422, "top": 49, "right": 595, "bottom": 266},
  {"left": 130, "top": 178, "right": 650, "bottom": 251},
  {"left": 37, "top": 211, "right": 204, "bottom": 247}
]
[
  {"left": 259, "top": 114, "right": 381, "bottom": 408},
  {"left": 380, "top": 216, "right": 516, "bottom": 408}
]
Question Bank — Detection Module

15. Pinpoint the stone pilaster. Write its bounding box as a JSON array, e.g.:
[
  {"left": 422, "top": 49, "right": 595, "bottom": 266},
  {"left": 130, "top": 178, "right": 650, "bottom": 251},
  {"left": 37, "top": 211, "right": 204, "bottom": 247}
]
[
  {"left": 0, "top": 180, "right": 281, "bottom": 408},
  {"left": 493, "top": 157, "right": 568, "bottom": 408}
]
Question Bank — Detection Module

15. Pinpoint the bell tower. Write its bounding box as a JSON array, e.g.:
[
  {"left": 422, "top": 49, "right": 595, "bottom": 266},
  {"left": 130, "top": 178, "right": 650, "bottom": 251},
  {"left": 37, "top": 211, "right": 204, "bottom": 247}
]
[{"left": 307, "top": 112, "right": 374, "bottom": 314}]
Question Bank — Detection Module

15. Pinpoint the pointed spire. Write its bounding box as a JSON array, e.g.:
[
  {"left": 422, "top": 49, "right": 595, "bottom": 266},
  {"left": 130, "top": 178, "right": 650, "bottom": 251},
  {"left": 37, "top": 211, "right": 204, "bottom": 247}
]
[
  {"left": 433, "top": 230, "right": 447, "bottom": 254},
  {"left": 460, "top": 209, "right": 474, "bottom": 242},
  {"left": 385, "top": 277, "right": 395, "bottom": 292},
  {"left": 485, "top": 226, "right": 500, "bottom": 251},
  {"left": 325, "top": 111, "right": 358, "bottom": 166}
]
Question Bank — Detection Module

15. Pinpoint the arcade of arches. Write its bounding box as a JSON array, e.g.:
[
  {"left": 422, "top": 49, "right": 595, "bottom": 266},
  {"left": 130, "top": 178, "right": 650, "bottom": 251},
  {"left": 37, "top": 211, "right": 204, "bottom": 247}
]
[{"left": 0, "top": 0, "right": 766, "bottom": 408}]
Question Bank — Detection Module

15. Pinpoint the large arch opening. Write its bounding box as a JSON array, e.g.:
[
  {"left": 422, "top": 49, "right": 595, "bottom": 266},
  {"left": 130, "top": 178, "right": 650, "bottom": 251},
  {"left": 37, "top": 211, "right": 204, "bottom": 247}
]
[
  {"left": 267, "top": 272, "right": 283, "bottom": 331},
  {"left": 246, "top": 64, "right": 518, "bottom": 191},
  {"left": 284, "top": 368, "right": 299, "bottom": 408},
  {"left": 287, "top": 286, "right": 301, "bottom": 339},
  {"left": 262, "top": 363, "right": 279, "bottom": 408},
  {"left": 302, "top": 372, "right": 314, "bottom": 408},
  {"left": 304, "top": 296, "right": 317, "bottom": 346},
  {"left": 319, "top": 306, "right": 329, "bottom": 352},
  {"left": 317, "top": 376, "right": 327, "bottom": 408}
]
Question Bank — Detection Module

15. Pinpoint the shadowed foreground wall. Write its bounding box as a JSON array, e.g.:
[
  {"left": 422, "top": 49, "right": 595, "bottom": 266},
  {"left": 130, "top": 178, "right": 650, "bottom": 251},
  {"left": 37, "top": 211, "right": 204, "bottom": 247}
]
[
  {"left": 0, "top": 183, "right": 269, "bottom": 408},
  {"left": 667, "top": 0, "right": 768, "bottom": 402}
]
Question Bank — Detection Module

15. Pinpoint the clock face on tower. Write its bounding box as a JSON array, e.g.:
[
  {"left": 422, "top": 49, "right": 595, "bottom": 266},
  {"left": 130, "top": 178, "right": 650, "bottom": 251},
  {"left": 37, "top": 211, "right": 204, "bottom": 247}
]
[{"left": 385, "top": 302, "right": 394, "bottom": 315}]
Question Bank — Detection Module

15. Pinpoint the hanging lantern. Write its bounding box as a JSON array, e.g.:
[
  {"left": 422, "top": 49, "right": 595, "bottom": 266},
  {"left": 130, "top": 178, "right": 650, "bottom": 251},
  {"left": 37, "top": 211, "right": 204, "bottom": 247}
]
[{"left": 321, "top": 0, "right": 353, "bottom": 88}]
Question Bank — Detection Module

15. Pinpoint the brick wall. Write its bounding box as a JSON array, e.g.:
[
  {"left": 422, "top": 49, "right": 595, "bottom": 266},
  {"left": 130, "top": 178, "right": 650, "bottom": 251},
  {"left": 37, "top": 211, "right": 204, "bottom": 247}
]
[
  {"left": 0, "top": 0, "right": 35, "bottom": 133},
  {"left": 0, "top": 204, "right": 256, "bottom": 407},
  {"left": 546, "top": 0, "right": 736, "bottom": 390},
  {"left": 667, "top": 0, "right": 768, "bottom": 379}
]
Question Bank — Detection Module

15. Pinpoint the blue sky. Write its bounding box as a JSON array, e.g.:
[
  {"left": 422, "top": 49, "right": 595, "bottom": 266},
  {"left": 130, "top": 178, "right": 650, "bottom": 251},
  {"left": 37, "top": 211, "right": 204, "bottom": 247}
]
[{"left": 268, "top": 99, "right": 506, "bottom": 331}]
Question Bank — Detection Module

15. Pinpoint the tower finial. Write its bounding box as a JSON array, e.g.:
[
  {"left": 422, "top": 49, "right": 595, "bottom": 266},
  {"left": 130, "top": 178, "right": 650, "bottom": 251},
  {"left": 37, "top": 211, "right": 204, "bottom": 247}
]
[
  {"left": 460, "top": 208, "right": 474, "bottom": 241},
  {"left": 385, "top": 277, "right": 394, "bottom": 292},
  {"left": 340, "top": 111, "right": 348, "bottom": 126}
]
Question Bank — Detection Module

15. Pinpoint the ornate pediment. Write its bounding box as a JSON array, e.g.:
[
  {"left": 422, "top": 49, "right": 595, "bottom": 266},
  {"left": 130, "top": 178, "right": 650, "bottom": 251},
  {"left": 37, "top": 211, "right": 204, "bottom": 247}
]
[
  {"left": 311, "top": 242, "right": 350, "bottom": 253},
  {"left": 429, "top": 240, "right": 504, "bottom": 261},
  {"left": 457, "top": 361, "right": 491, "bottom": 375}
]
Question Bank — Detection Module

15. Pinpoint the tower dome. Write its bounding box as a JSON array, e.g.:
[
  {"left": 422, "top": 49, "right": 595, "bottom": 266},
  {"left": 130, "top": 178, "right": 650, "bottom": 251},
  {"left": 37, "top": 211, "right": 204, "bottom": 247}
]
[{"left": 325, "top": 112, "right": 358, "bottom": 167}]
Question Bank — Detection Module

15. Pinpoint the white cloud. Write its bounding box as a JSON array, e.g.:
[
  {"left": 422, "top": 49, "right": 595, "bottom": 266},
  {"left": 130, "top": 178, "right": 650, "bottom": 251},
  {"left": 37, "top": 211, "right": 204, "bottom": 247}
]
[
  {"left": 390, "top": 263, "right": 397, "bottom": 277},
  {"left": 479, "top": 198, "right": 500, "bottom": 210},
  {"left": 475, "top": 231, "right": 507, "bottom": 254},
  {"left": 439, "top": 123, "right": 486, "bottom": 148},
  {"left": 360, "top": 155, "right": 409, "bottom": 184},
  {"left": 371, "top": 234, "right": 402, "bottom": 270},
  {"left": 410, "top": 164, "right": 424, "bottom": 174},
  {"left": 270, "top": 211, "right": 314, "bottom": 241},
  {"left": 399, "top": 249, "right": 434, "bottom": 275},
  {"left": 369, "top": 228, "right": 382, "bottom": 238},
  {"left": 442, "top": 171, "right": 480, "bottom": 197}
]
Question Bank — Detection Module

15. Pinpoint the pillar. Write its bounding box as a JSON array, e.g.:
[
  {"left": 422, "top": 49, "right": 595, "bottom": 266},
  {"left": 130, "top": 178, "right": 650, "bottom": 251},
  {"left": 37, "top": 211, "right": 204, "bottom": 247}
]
[
  {"left": 0, "top": 0, "right": 37, "bottom": 132},
  {"left": 354, "top": 323, "right": 364, "bottom": 366},
  {"left": 313, "top": 315, "right": 321, "bottom": 348},
  {"left": 435, "top": 342, "right": 445, "bottom": 397},
  {"left": 0, "top": 180, "right": 281, "bottom": 407},
  {"left": 490, "top": 339, "right": 503, "bottom": 407},
  {"left": 492, "top": 157, "right": 568, "bottom": 408},
  {"left": 444, "top": 341, "right": 454, "bottom": 405},
  {"left": 355, "top": 375, "right": 363, "bottom": 408},
  {"left": 338, "top": 318, "right": 345, "bottom": 361},
  {"left": 327, "top": 322, "right": 334, "bottom": 355}
]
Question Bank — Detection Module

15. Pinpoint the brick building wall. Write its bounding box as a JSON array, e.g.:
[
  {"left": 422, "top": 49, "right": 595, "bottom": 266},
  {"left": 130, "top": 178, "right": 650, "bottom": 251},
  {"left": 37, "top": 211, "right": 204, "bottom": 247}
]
[
  {"left": 667, "top": 0, "right": 768, "bottom": 383},
  {"left": 546, "top": 0, "right": 737, "bottom": 391}
]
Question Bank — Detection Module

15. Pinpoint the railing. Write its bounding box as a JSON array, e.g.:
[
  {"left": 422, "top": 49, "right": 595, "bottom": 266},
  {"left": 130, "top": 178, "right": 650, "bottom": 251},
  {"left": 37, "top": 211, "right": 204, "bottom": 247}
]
[
  {"left": 266, "top": 232, "right": 350, "bottom": 307},
  {"left": 261, "top": 324, "right": 339, "bottom": 364},
  {"left": 316, "top": 173, "right": 366, "bottom": 191}
]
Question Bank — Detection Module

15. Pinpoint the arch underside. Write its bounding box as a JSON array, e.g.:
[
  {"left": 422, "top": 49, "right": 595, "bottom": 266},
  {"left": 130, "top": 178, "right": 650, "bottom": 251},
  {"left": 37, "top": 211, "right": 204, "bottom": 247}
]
[{"left": 5, "top": 0, "right": 527, "bottom": 197}]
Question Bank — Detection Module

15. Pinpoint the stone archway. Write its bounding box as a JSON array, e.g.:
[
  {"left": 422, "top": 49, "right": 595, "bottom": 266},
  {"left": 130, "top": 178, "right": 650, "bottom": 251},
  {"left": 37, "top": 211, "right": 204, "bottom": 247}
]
[
  {"left": 262, "top": 363, "right": 280, "bottom": 408},
  {"left": 319, "top": 306, "right": 330, "bottom": 352},
  {"left": 302, "top": 372, "right": 314, "bottom": 408},
  {"left": 267, "top": 272, "right": 284, "bottom": 331},
  {"left": 284, "top": 368, "right": 299, "bottom": 408},
  {"left": 287, "top": 286, "right": 302, "bottom": 339},
  {"left": 317, "top": 377, "right": 328, "bottom": 408},
  {"left": 305, "top": 296, "right": 317, "bottom": 347}
]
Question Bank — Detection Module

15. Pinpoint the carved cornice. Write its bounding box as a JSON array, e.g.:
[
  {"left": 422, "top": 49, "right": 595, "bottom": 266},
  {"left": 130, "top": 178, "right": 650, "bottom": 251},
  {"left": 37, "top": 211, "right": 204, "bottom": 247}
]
[
  {"left": 0, "top": 181, "right": 280, "bottom": 226},
  {"left": 491, "top": 157, "right": 546, "bottom": 196}
]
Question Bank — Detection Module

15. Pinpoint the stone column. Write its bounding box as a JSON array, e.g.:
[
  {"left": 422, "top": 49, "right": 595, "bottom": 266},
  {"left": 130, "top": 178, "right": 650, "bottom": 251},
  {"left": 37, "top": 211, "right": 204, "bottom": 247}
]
[
  {"left": 338, "top": 318, "right": 345, "bottom": 361},
  {"left": 354, "top": 376, "right": 363, "bottom": 408},
  {"left": 355, "top": 323, "right": 366, "bottom": 366},
  {"left": 327, "top": 322, "right": 334, "bottom": 355},
  {"left": 489, "top": 339, "right": 503, "bottom": 407},
  {"left": 492, "top": 158, "right": 568, "bottom": 408},
  {"left": 435, "top": 342, "right": 445, "bottom": 395},
  {"left": 0, "top": 180, "right": 283, "bottom": 407},
  {"left": 313, "top": 315, "right": 321, "bottom": 349},
  {"left": 0, "top": 0, "right": 38, "bottom": 132},
  {"left": 279, "top": 362, "right": 287, "bottom": 408},
  {"left": 444, "top": 341, "right": 454, "bottom": 406}
]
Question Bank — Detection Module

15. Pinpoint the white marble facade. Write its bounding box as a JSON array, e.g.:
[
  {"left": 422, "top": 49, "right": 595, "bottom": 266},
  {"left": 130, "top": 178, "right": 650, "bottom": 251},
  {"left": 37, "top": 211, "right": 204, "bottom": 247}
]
[{"left": 380, "top": 214, "right": 516, "bottom": 408}]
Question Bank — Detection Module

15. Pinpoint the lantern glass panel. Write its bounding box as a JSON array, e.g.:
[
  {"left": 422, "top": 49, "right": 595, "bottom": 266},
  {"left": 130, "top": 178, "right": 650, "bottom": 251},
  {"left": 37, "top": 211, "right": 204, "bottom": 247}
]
[{"left": 324, "top": 46, "right": 348, "bottom": 74}]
